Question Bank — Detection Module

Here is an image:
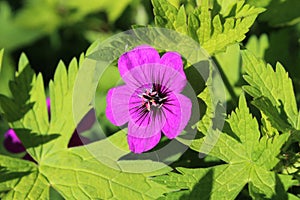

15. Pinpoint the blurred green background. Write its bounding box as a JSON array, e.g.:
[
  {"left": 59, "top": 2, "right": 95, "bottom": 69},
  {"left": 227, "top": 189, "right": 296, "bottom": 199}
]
[{"left": 0, "top": 0, "right": 153, "bottom": 86}]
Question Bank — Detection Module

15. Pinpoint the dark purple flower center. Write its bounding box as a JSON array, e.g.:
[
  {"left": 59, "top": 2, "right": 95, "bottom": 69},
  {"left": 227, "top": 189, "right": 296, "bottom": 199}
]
[{"left": 140, "top": 84, "right": 167, "bottom": 112}]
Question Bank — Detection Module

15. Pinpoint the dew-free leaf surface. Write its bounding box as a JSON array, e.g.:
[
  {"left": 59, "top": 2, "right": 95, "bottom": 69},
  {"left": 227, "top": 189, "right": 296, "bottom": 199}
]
[
  {"left": 156, "top": 94, "right": 296, "bottom": 199},
  {"left": 0, "top": 55, "right": 172, "bottom": 200},
  {"left": 152, "top": 0, "right": 265, "bottom": 55},
  {"left": 242, "top": 50, "right": 300, "bottom": 130}
]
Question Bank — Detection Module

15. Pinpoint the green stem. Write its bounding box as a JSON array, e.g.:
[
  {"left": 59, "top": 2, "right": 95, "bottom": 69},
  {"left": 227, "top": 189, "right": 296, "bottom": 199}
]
[{"left": 212, "top": 56, "right": 238, "bottom": 105}]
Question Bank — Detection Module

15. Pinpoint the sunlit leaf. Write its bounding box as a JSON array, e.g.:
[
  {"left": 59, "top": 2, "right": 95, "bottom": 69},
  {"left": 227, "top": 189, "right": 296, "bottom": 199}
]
[
  {"left": 242, "top": 50, "right": 299, "bottom": 129},
  {"left": 152, "top": 0, "right": 265, "bottom": 55},
  {"left": 157, "top": 94, "right": 296, "bottom": 199}
]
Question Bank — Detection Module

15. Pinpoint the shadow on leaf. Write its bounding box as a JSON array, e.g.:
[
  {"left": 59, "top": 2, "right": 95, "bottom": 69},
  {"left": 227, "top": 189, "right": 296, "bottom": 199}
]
[
  {"left": 14, "top": 128, "right": 60, "bottom": 149},
  {"left": 0, "top": 65, "right": 35, "bottom": 122},
  {"left": 119, "top": 139, "right": 188, "bottom": 164},
  {"left": 179, "top": 168, "right": 214, "bottom": 200},
  {"left": 272, "top": 174, "right": 288, "bottom": 200},
  {"left": 0, "top": 166, "right": 32, "bottom": 184}
]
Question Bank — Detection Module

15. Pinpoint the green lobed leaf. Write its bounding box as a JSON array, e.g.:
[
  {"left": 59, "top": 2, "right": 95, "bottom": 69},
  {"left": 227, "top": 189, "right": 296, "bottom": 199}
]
[
  {"left": 191, "top": 129, "right": 248, "bottom": 164},
  {"left": 201, "top": 2, "right": 265, "bottom": 55},
  {"left": 158, "top": 94, "right": 294, "bottom": 199},
  {"left": 0, "top": 132, "right": 173, "bottom": 200},
  {"left": 152, "top": 0, "right": 264, "bottom": 55},
  {"left": 241, "top": 50, "right": 299, "bottom": 130},
  {"left": 40, "top": 144, "right": 172, "bottom": 199},
  {"left": 152, "top": 0, "right": 178, "bottom": 30},
  {"left": 254, "top": 134, "right": 290, "bottom": 171},
  {"left": 152, "top": 0, "right": 265, "bottom": 55},
  {"left": 226, "top": 93, "right": 260, "bottom": 159},
  {"left": 0, "top": 52, "right": 173, "bottom": 199},
  {"left": 216, "top": 0, "right": 240, "bottom": 16},
  {"left": 195, "top": 63, "right": 226, "bottom": 135},
  {"left": 196, "top": 87, "right": 214, "bottom": 135},
  {"left": 248, "top": 171, "right": 295, "bottom": 199},
  {"left": 197, "top": 0, "right": 211, "bottom": 45},
  {"left": 3, "top": 171, "right": 50, "bottom": 200},
  {"left": 156, "top": 165, "right": 295, "bottom": 200},
  {"left": 155, "top": 164, "right": 250, "bottom": 200},
  {"left": 261, "top": 112, "right": 280, "bottom": 138},
  {"left": 245, "top": 34, "right": 269, "bottom": 59},
  {"left": 0, "top": 155, "right": 49, "bottom": 200},
  {"left": 252, "top": 97, "right": 294, "bottom": 132},
  {"left": 174, "top": 6, "right": 188, "bottom": 35},
  {"left": 189, "top": 69, "right": 227, "bottom": 158},
  {"left": 44, "top": 59, "right": 79, "bottom": 156},
  {"left": 0, "top": 54, "right": 50, "bottom": 162},
  {"left": 0, "top": 155, "right": 35, "bottom": 193}
]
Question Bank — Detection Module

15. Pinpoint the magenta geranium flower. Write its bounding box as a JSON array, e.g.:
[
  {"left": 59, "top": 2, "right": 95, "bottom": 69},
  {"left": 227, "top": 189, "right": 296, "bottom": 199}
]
[{"left": 106, "top": 45, "right": 192, "bottom": 153}]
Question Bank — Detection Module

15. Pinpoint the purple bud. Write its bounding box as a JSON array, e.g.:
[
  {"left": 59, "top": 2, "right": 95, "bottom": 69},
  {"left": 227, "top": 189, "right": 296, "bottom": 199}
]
[{"left": 3, "top": 129, "right": 25, "bottom": 153}]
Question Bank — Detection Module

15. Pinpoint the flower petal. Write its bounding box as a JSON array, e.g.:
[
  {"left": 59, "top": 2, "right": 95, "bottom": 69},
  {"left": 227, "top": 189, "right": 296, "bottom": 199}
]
[
  {"left": 162, "top": 93, "right": 192, "bottom": 139},
  {"left": 128, "top": 88, "right": 152, "bottom": 127},
  {"left": 160, "top": 52, "right": 185, "bottom": 77},
  {"left": 123, "top": 63, "right": 187, "bottom": 93},
  {"left": 127, "top": 132, "right": 161, "bottom": 154},
  {"left": 128, "top": 86, "right": 166, "bottom": 138},
  {"left": 118, "top": 45, "right": 160, "bottom": 78},
  {"left": 106, "top": 85, "right": 131, "bottom": 126},
  {"left": 127, "top": 111, "right": 165, "bottom": 138}
]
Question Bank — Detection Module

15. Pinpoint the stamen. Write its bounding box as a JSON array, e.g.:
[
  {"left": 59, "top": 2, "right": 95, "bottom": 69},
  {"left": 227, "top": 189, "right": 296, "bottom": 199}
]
[{"left": 139, "top": 86, "right": 167, "bottom": 112}]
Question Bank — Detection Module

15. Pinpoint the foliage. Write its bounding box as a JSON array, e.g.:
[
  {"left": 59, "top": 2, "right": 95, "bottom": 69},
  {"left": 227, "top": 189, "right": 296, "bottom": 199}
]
[
  {"left": 152, "top": 0, "right": 265, "bottom": 55},
  {"left": 0, "top": 53, "right": 172, "bottom": 199},
  {"left": 157, "top": 92, "right": 297, "bottom": 199},
  {"left": 0, "top": 0, "right": 300, "bottom": 199}
]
